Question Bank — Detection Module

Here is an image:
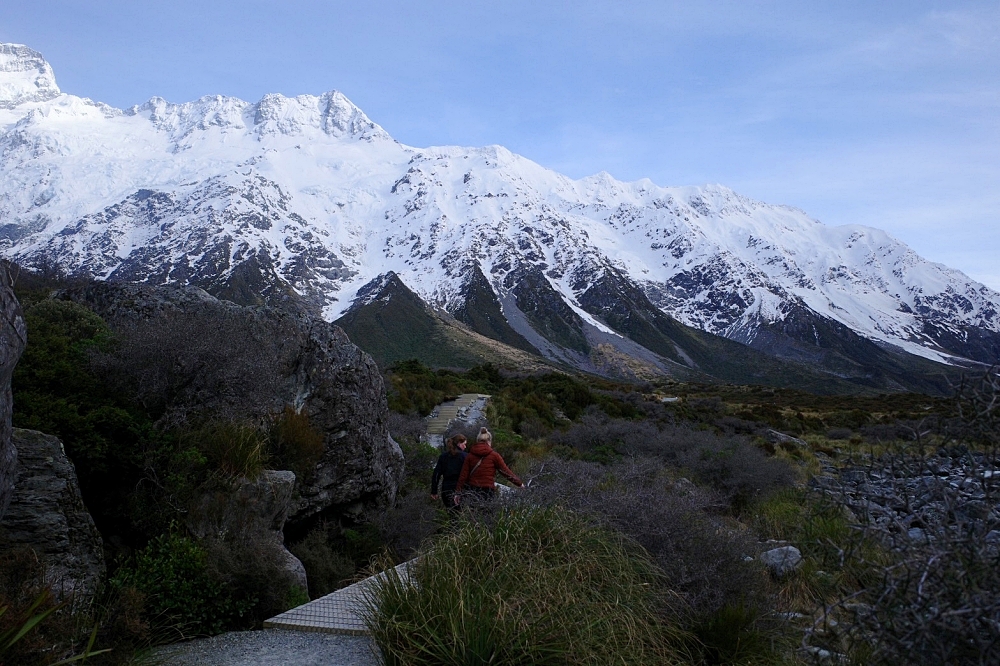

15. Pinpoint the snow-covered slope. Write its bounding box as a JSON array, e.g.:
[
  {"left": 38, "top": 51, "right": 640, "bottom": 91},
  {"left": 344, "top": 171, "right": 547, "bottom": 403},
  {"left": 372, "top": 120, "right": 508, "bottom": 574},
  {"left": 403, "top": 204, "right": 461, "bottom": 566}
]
[{"left": 2, "top": 43, "right": 998, "bottom": 377}]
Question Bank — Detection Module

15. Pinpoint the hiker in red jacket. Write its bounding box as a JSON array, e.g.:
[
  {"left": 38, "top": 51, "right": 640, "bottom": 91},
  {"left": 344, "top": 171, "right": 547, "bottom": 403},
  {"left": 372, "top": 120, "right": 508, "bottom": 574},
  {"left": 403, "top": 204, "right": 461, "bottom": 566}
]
[{"left": 455, "top": 427, "right": 525, "bottom": 504}]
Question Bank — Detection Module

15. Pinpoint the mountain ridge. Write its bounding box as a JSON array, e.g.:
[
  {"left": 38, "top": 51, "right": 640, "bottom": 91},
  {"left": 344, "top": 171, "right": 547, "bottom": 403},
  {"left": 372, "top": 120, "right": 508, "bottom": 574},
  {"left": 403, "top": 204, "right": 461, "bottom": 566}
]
[{"left": 1, "top": 42, "right": 996, "bottom": 390}]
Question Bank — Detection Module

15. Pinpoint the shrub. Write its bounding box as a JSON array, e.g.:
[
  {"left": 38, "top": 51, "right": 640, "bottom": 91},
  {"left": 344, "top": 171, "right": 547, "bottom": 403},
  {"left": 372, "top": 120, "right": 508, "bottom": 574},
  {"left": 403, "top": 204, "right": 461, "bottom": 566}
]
[
  {"left": 200, "top": 531, "right": 303, "bottom": 629},
  {"left": 785, "top": 370, "right": 1000, "bottom": 665},
  {"left": 523, "top": 459, "right": 770, "bottom": 620},
  {"left": 182, "top": 421, "right": 269, "bottom": 479},
  {"left": 111, "top": 532, "right": 251, "bottom": 639},
  {"left": 0, "top": 540, "right": 151, "bottom": 665},
  {"left": 87, "top": 306, "right": 300, "bottom": 424},
  {"left": 268, "top": 406, "right": 324, "bottom": 482},
  {"left": 377, "top": 411, "right": 441, "bottom": 560},
  {"left": 364, "top": 506, "right": 689, "bottom": 665},
  {"left": 288, "top": 524, "right": 356, "bottom": 599},
  {"left": 12, "top": 298, "right": 152, "bottom": 546},
  {"left": 386, "top": 411, "right": 426, "bottom": 450},
  {"left": 549, "top": 417, "right": 796, "bottom": 511}
]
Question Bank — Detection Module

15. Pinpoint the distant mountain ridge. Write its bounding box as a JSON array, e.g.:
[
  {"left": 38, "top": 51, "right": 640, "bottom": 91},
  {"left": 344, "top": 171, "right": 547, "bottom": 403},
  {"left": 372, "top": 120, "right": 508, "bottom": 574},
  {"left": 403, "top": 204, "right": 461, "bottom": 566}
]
[{"left": 1, "top": 43, "right": 997, "bottom": 391}]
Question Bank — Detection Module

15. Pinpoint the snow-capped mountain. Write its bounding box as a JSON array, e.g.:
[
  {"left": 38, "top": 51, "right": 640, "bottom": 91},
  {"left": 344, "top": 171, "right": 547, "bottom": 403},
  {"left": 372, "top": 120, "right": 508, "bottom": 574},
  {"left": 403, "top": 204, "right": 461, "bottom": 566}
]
[{"left": 2, "top": 43, "right": 998, "bottom": 387}]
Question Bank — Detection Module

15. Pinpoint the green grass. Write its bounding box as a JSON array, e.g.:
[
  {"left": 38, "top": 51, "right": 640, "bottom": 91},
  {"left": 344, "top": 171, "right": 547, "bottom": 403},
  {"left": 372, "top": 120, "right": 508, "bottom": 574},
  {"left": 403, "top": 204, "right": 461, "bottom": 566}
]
[{"left": 363, "top": 506, "right": 691, "bottom": 665}]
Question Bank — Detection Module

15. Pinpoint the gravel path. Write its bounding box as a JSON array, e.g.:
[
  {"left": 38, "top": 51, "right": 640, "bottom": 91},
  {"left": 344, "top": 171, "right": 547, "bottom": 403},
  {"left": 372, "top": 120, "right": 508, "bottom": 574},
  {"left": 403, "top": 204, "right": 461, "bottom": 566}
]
[{"left": 148, "top": 629, "right": 381, "bottom": 665}]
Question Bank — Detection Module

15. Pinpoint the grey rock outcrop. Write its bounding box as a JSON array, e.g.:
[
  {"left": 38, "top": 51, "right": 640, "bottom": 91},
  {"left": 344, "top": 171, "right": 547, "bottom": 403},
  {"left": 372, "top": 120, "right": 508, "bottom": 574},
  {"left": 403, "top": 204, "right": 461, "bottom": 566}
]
[
  {"left": 187, "top": 470, "right": 308, "bottom": 591},
  {"left": 765, "top": 429, "right": 807, "bottom": 451},
  {"left": 759, "top": 545, "right": 802, "bottom": 578},
  {"left": 0, "top": 429, "right": 105, "bottom": 603},
  {"left": 0, "top": 260, "right": 26, "bottom": 521},
  {"left": 60, "top": 282, "right": 404, "bottom": 525}
]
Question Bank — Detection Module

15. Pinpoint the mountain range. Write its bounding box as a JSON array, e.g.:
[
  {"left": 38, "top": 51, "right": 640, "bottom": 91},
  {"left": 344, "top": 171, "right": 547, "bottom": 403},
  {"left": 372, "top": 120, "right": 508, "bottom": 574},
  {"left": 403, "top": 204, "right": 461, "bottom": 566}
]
[{"left": 2, "top": 42, "right": 998, "bottom": 393}]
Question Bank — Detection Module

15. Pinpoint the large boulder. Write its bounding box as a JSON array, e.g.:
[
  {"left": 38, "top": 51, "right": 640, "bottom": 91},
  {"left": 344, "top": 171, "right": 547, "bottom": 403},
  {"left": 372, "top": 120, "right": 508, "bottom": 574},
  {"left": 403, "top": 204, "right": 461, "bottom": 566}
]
[
  {"left": 59, "top": 282, "right": 404, "bottom": 525},
  {"left": 0, "top": 261, "right": 26, "bottom": 521},
  {"left": 0, "top": 429, "right": 106, "bottom": 603},
  {"left": 186, "top": 470, "right": 308, "bottom": 592}
]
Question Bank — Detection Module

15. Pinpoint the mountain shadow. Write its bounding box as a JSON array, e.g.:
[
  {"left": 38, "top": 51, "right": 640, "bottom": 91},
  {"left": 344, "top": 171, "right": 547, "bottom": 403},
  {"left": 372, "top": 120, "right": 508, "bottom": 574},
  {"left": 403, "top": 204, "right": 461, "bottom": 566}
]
[
  {"left": 453, "top": 263, "right": 539, "bottom": 354},
  {"left": 335, "top": 272, "right": 548, "bottom": 371}
]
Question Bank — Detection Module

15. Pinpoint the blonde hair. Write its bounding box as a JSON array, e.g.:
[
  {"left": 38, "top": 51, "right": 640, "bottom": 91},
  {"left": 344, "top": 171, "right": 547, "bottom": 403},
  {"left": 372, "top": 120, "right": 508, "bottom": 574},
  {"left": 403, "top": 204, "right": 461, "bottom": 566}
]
[{"left": 477, "top": 427, "right": 492, "bottom": 444}]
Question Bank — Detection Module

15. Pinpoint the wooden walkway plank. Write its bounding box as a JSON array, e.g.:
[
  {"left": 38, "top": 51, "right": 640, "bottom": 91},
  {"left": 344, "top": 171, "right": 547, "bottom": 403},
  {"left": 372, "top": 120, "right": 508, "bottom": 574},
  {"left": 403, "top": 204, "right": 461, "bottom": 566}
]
[
  {"left": 425, "top": 393, "right": 490, "bottom": 435},
  {"left": 264, "top": 561, "right": 414, "bottom": 635}
]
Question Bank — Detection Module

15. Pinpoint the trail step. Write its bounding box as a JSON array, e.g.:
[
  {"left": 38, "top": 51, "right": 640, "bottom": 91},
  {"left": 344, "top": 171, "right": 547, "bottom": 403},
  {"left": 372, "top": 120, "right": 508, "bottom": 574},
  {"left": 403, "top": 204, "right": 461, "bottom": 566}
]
[
  {"left": 264, "top": 560, "right": 414, "bottom": 635},
  {"left": 426, "top": 393, "right": 490, "bottom": 435}
]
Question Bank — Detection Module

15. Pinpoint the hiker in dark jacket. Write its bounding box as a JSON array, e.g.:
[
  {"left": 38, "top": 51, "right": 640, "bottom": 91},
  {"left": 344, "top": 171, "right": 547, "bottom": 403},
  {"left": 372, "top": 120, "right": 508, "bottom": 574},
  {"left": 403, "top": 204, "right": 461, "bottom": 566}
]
[
  {"left": 456, "top": 427, "right": 524, "bottom": 504},
  {"left": 431, "top": 435, "right": 467, "bottom": 511}
]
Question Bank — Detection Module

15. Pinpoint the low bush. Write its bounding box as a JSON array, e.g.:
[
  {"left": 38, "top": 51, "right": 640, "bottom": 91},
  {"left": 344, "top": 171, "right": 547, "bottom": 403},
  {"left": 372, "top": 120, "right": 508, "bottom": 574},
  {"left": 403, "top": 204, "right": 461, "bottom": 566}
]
[
  {"left": 268, "top": 406, "right": 325, "bottom": 482},
  {"left": 0, "top": 546, "right": 67, "bottom": 665},
  {"left": 182, "top": 421, "right": 269, "bottom": 480},
  {"left": 200, "top": 531, "right": 303, "bottom": 629},
  {"left": 375, "top": 411, "right": 441, "bottom": 560},
  {"left": 287, "top": 524, "right": 356, "bottom": 599},
  {"left": 549, "top": 416, "right": 796, "bottom": 511},
  {"left": 110, "top": 532, "right": 251, "bottom": 639},
  {"left": 364, "top": 506, "right": 689, "bottom": 665},
  {"left": 0, "top": 541, "right": 155, "bottom": 665},
  {"left": 522, "top": 459, "right": 773, "bottom": 624}
]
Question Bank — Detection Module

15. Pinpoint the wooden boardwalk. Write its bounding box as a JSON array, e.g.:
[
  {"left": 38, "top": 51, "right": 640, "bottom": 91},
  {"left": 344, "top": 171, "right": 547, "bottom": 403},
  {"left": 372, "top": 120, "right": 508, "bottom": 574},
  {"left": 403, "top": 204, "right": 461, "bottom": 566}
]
[
  {"left": 264, "top": 561, "right": 414, "bottom": 635},
  {"left": 425, "top": 393, "right": 490, "bottom": 445}
]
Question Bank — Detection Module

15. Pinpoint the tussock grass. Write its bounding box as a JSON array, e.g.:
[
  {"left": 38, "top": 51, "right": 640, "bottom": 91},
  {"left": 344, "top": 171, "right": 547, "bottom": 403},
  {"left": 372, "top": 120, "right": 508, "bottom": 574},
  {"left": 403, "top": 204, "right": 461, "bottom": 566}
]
[
  {"left": 185, "top": 421, "right": 269, "bottom": 479},
  {"left": 363, "top": 506, "right": 691, "bottom": 665}
]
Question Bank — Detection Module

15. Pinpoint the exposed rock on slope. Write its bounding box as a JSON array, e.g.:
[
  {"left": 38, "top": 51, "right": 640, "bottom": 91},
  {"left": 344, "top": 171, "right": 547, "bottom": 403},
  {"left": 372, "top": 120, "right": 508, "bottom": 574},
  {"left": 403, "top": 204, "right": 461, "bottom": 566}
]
[
  {"left": 59, "top": 281, "right": 404, "bottom": 524},
  {"left": 0, "top": 44, "right": 60, "bottom": 109},
  {"left": 0, "top": 429, "right": 105, "bottom": 603},
  {"left": 0, "top": 260, "right": 25, "bottom": 520},
  {"left": 187, "top": 470, "right": 308, "bottom": 592}
]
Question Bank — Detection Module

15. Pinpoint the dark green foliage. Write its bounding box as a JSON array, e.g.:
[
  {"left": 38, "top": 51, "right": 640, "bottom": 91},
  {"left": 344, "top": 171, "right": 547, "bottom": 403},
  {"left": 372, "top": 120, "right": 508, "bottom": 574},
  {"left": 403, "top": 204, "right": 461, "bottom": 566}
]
[
  {"left": 287, "top": 524, "right": 356, "bottom": 599},
  {"left": 386, "top": 360, "right": 639, "bottom": 432},
  {"left": 549, "top": 416, "right": 795, "bottom": 510},
  {"left": 12, "top": 299, "right": 153, "bottom": 544},
  {"left": 199, "top": 531, "right": 304, "bottom": 631},
  {"left": 110, "top": 533, "right": 251, "bottom": 639},
  {"left": 109, "top": 528, "right": 302, "bottom": 640},
  {"left": 385, "top": 359, "right": 481, "bottom": 415},
  {"left": 692, "top": 603, "right": 768, "bottom": 665}
]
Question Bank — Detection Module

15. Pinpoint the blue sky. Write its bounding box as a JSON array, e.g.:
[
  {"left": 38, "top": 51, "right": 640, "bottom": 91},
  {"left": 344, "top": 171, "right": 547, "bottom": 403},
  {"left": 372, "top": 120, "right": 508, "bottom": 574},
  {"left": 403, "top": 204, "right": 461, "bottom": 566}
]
[{"left": 2, "top": 1, "right": 998, "bottom": 288}]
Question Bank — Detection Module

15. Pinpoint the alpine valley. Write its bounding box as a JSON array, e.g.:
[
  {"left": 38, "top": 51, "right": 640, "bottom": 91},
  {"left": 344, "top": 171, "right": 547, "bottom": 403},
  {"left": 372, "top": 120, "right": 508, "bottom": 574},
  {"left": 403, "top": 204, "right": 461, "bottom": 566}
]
[{"left": 2, "top": 43, "right": 999, "bottom": 393}]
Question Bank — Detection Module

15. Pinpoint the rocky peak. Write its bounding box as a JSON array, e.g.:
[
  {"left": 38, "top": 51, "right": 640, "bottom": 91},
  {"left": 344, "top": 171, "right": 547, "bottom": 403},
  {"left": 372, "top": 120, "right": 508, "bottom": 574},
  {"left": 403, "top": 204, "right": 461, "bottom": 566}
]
[{"left": 0, "top": 43, "right": 60, "bottom": 109}]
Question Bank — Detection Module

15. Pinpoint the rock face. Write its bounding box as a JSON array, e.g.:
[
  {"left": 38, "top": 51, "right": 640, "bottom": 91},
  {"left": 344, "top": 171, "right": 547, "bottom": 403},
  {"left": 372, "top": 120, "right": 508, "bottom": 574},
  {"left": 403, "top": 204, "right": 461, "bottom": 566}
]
[
  {"left": 0, "top": 429, "right": 106, "bottom": 603},
  {"left": 0, "top": 260, "right": 25, "bottom": 521},
  {"left": 60, "top": 281, "right": 404, "bottom": 525},
  {"left": 0, "top": 43, "right": 61, "bottom": 108},
  {"left": 186, "top": 470, "right": 308, "bottom": 592}
]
